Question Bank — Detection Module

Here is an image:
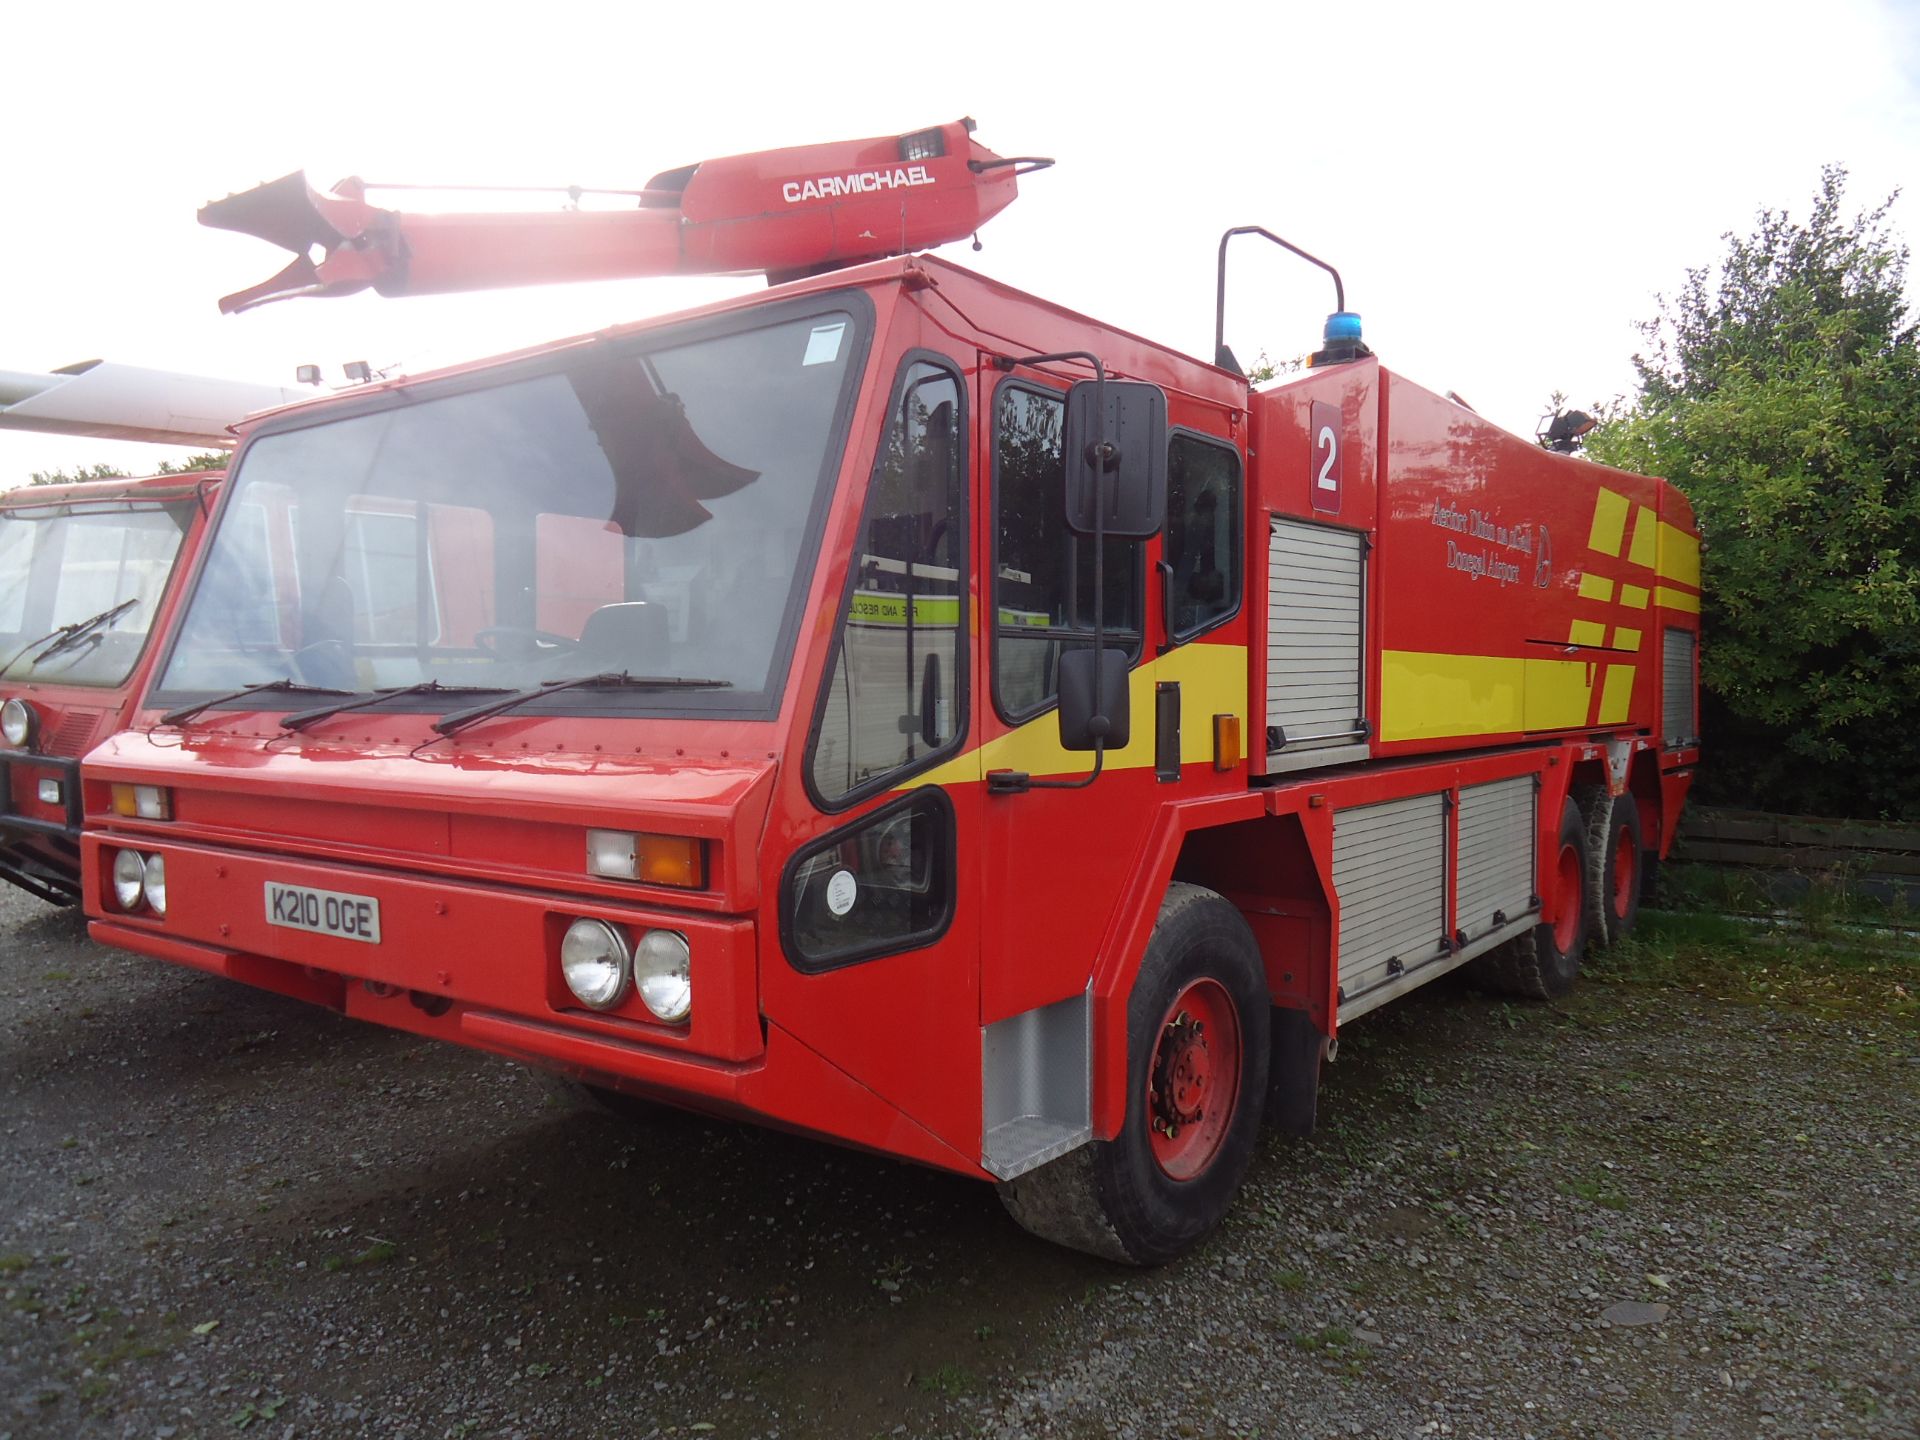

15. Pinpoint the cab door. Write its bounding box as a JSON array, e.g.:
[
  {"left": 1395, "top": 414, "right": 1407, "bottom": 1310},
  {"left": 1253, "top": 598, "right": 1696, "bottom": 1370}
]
[{"left": 759, "top": 334, "right": 986, "bottom": 1165}]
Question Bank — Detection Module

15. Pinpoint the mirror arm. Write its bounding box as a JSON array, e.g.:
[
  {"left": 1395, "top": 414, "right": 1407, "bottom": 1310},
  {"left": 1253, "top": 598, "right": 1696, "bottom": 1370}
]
[
  {"left": 1215, "top": 226, "right": 1347, "bottom": 372},
  {"left": 993, "top": 347, "right": 1119, "bottom": 786},
  {"left": 1156, "top": 558, "right": 1175, "bottom": 655},
  {"left": 987, "top": 741, "right": 1105, "bottom": 795}
]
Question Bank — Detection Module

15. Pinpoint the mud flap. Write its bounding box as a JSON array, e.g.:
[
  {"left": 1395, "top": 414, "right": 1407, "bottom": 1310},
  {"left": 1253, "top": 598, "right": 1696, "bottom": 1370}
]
[{"left": 1266, "top": 1005, "right": 1321, "bottom": 1137}]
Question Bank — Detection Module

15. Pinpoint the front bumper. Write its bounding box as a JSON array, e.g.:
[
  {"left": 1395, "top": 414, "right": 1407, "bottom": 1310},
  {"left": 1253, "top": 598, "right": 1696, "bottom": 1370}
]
[
  {"left": 82, "top": 830, "right": 986, "bottom": 1177},
  {"left": 0, "top": 751, "right": 83, "bottom": 902},
  {"left": 83, "top": 830, "right": 763, "bottom": 1063}
]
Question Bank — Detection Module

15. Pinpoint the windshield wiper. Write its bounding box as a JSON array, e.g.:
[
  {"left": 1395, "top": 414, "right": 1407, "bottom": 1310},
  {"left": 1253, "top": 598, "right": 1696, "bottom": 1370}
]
[
  {"left": 431, "top": 671, "right": 731, "bottom": 738},
  {"left": 159, "top": 678, "right": 355, "bottom": 728},
  {"left": 0, "top": 597, "right": 141, "bottom": 677},
  {"left": 280, "top": 680, "right": 511, "bottom": 732}
]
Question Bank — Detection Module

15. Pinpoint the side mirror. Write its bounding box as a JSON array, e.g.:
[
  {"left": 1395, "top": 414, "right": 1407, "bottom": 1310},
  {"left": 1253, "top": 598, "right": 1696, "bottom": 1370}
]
[
  {"left": 1057, "top": 646, "right": 1132, "bottom": 752},
  {"left": 1062, "top": 380, "right": 1167, "bottom": 539}
]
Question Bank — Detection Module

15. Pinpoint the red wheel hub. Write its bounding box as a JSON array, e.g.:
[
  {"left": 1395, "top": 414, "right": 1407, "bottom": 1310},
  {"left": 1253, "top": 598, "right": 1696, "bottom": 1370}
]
[
  {"left": 1611, "top": 822, "right": 1636, "bottom": 920},
  {"left": 1146, "top": 978, "right": 1241, "bottom": 1180},
  {"left": 1550, "top": 841, "right": 1582, "bottom": 952}
]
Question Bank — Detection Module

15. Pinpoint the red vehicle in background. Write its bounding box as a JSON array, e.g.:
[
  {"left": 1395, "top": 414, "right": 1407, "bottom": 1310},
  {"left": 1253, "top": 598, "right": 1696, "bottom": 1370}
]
[
  {"left": 0, "top": 362, "right": 297, "bottom": 901},
  {"left": 0, "top": 473, "right": 219, "bottom": 901},
  {"left": 81, "top": 121, "right": 1701, "bottom": 1261}
]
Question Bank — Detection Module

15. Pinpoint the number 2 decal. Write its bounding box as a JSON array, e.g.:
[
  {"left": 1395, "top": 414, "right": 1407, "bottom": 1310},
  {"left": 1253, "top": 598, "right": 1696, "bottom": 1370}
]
[{"left": 1309, "top": 400, "right": 1343, "bottom": 514}]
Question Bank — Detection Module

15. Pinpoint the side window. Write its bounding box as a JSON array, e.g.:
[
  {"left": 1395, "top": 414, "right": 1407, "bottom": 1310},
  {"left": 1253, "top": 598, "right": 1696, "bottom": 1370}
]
[
  {"left": 808, "top": 359, "right": 965, "bottom": 805},
  {"left": 994, "top": 384, "right": 1142, "bottom": 718},
  {"left": 784, "top": 788, "right": 956, "bottom": 970},
  {"left": 1165, "top": 434, "right": 1243, "bottom": 639}
]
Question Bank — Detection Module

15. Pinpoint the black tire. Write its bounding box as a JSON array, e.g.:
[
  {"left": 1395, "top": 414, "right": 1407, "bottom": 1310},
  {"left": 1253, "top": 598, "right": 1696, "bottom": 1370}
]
[
  {"left": 1579, "top": 787, "right": 1644, "bottom": 947},
  {"left": 1467, "top": 796, "right": 1590, "bottom": 1000},
  {"left": 998, "top": 883, "right": 1270, "bottom": 1265}
]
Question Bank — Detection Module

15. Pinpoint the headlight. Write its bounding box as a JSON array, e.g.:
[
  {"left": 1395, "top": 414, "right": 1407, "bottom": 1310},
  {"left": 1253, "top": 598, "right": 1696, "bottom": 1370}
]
[
  {"left": 0, "top": 698, "right": 34, "bottom": 747},
  {"left": 141, "top": 852, "right": 168, "bottom": 916},
  {"left": 111, "top": 849, "right": 146, "bottom": 911},
  {"left": 560, "top": 918, "right": 630, "bottom": 1011},
  {"left": 634, "top": 929, "right": 692, "bottom": 1023}
]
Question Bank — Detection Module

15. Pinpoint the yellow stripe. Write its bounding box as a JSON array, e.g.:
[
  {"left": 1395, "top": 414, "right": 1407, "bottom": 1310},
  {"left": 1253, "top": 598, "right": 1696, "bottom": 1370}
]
[
  {"left": 1577, "top": 572, "right": 1614, "bottom": 603},
  {"left": 1381, "top": 651, "right": 1595, "bottom": 742},
  {"left": 1568, "top": 619, "right": 1607, "bottom": 647},
  {"left": 1620, "top": 583, "right": 1650, "bottom": 610},
  {"left": 909, "top": 643, "right": 1249, "bottom": 787},
  {"left": 1627, "top": 506, "right": 1657, "bottom": 569},
  {"left": 1611, "top": 626, "right": 1642, "bottom": 652},
  {"left": 1523, "top": 657, "right": 1596, "bottom": 731},
  {"left": 1597, "top": 663, "right": 1635, "bottom": 724},
  {"left": 1657, "top": 522, "right": 1701, "bottom": 588},
  {"left": 1654, "top": 585, "right": 1701, "bottom": 614},
  {"left": 1588, "top": 488, "right": 1630, "bottom": 558}
]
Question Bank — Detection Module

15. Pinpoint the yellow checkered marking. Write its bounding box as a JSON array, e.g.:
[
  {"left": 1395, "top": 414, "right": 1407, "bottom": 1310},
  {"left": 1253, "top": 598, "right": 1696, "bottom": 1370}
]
[
  {"left": 1627, "top": 507, "right": 1657, "bottom": 569},
  {"left": 1588, "top": 488, "right": 1631, "bottom": 558}
]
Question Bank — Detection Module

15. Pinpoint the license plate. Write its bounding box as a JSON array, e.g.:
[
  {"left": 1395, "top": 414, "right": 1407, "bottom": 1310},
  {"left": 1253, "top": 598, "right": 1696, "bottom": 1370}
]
[{"left": 264, "top": 881, "right": 382, "bottom": 944}]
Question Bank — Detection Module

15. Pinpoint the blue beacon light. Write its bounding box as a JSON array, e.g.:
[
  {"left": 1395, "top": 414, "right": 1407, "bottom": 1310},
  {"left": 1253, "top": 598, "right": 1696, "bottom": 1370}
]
[{"left": 1323, "top": 311, "right": 1364, "bottom": 344}]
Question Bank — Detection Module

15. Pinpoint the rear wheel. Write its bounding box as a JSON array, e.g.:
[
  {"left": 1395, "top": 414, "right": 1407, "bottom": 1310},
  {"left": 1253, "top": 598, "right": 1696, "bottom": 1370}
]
[
  {"left": 998, "top": 883, "right": 1270, "bottom": 1264},
  {"left": 1468, "top": 796, "right": 1590, "bottom": 999},
  {"left": 1579, "top": 787, "right": 1645, "bottom": 947}
]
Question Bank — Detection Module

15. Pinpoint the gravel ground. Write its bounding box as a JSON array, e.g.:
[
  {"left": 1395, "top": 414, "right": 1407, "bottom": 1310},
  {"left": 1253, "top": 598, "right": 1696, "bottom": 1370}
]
[{"left": 0, "top": 885, "right": 1914, "bottom": 1440}]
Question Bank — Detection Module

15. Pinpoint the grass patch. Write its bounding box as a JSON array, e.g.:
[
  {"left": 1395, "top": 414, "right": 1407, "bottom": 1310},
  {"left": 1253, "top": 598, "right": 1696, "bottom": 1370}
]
[
  {"left": 916, "top": 1362, "right": 976, "bottom": 1396},
  {"left": 323, "top": 1240, "right": 397, "bottom": 1272},
  {"left": 1565, "top": 1176, "right": 1630, "bottom": 1210},
  {"left": 1593, "top": 908, "right": 1918, "bottom": 1029}
]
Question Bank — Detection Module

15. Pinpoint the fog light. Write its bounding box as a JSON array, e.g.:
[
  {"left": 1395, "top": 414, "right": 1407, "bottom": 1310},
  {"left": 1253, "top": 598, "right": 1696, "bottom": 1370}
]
[
  {"left": 1, "top": 698, "right": 34, "bottom": 747},
  {"left": 37, "top": 778, "right": 62, "bottom": 805},
  {"left": 560, "top": 918, "right": 630, "bottom": 1011},
  {"left": 141, "top": 852, "right": 167, "bottom": 916},
  {"left": 111, "top": 849, "right": 146, "bottom": 911},
  {"left": 634, "top": 929, "right": 692, "bottom": 1023}
]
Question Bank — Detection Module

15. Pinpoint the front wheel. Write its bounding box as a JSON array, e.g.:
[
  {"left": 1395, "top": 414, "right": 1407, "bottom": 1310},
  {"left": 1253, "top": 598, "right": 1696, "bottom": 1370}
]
[{"left": 998, "top": 883, "right": 1270, "bottom": 1265}]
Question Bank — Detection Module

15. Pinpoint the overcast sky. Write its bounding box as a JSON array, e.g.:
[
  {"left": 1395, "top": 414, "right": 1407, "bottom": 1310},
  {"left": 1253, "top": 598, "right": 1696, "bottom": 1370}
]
[{"left": 5, "top": 1, "right": 1917, "bottom": 482}]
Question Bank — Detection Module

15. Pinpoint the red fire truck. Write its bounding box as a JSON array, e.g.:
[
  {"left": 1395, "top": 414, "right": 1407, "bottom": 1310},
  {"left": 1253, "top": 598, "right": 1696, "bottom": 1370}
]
[
  {"left": 81, "top": 121, "right": 1701, "bottom": 1262},
  {"left": 0, "top": 362, "right": 297, "bottom": 902}
]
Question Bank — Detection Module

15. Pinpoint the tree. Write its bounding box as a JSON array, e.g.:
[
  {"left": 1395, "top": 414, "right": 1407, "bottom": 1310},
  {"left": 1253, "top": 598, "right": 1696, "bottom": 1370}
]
[
  {"left": 26, "top": 450, "right": 225, "bottom": 486},
  {"left": 27, "top": 461, "right": 128, "bottom": 485},
  {"left": 1586, "top": 166, "right": 1920, "bottom": 818}
]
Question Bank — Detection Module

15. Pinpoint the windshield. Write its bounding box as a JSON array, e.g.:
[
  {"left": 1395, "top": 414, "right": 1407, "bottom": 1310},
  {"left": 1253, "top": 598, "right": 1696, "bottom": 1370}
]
[
  {"left": 0, "top": 503, "right": 193, "bottom": 687},
  {"left": 155, "top": 305, "right": 865, "bottom": 716}
]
